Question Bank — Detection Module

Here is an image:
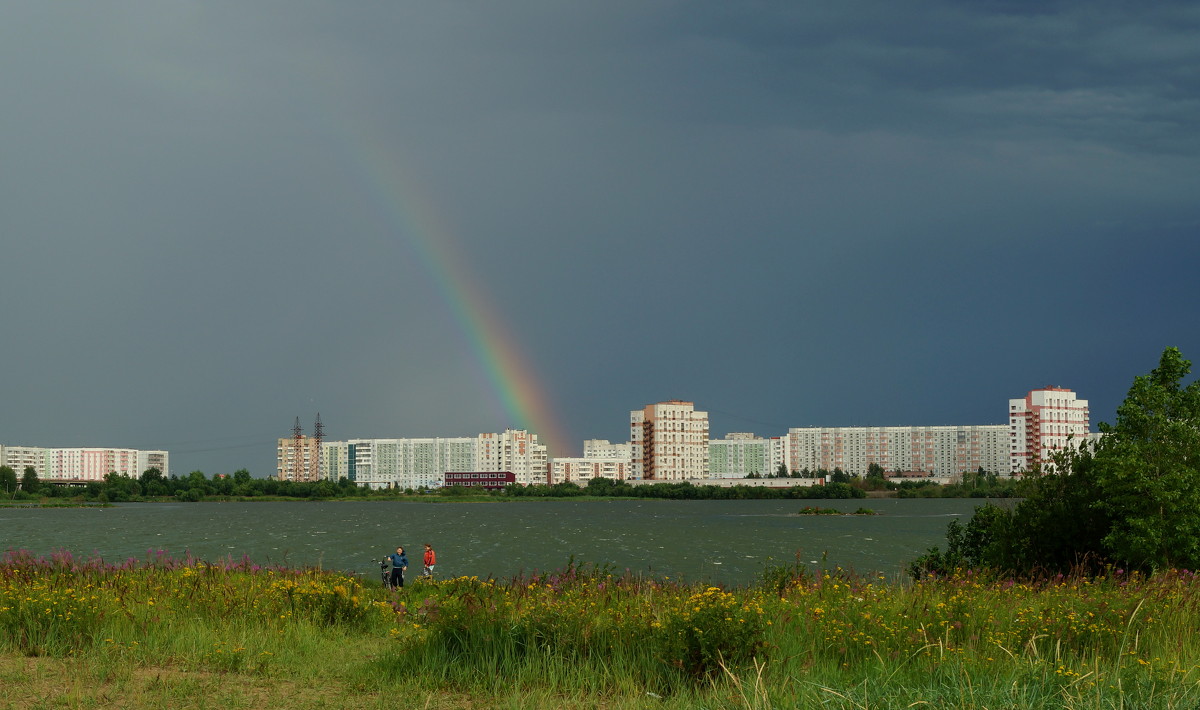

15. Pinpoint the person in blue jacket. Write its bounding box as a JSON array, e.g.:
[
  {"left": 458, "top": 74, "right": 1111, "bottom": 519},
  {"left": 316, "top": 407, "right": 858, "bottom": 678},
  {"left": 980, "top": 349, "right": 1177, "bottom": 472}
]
[{"left": 388, "top": 546, "right": 409, "bottom": 588}]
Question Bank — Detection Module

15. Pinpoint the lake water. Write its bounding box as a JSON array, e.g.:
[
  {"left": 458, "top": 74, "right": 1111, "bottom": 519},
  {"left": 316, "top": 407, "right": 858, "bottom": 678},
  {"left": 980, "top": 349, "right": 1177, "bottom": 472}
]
[{"left": 0, "top": 498, "right": 1003, "bottom": 585}]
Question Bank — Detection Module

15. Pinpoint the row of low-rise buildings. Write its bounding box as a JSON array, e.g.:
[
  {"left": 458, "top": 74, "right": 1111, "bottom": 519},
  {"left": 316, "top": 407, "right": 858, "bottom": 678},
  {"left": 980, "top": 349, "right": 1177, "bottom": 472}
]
[
  {"left": 0, "top": 445, "right": 169, "bottom": 481},
  {"left": 281, "top": 387, "right": 1094, "bottom": 489}
]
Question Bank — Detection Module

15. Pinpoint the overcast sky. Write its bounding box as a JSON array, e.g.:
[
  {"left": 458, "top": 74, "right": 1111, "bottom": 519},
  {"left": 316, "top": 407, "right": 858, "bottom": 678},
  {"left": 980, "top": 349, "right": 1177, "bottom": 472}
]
[{"left": 3, "top": 1, "right": 1198, "bottom": 476}]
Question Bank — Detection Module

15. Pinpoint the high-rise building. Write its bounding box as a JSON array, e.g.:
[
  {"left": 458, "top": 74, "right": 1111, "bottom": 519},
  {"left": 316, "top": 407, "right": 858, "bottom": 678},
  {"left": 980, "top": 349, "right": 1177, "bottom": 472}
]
[
  {"left": 477, "top": 429, "right": 549, "bottom": 486},
  {"left": 276, "top": 435, "right": 321, "bottom": 482},
  {"left": 787, "top": 426, "right": 1009, "bottom": 478},
  {"left": 768, "top": 436, "right": 790, "bottom": 476},
  {"left": 1009, "top": 387, "right": 1090, "bottom": 473},
  {"left": 319, "top": 440, "right": 353, "bottom": 483},
  {"left": 631, "top": 401, "right": 710, "bottom": 481},
  {"left": 708, "top": 433, "right": 770, "bottom": 478}
]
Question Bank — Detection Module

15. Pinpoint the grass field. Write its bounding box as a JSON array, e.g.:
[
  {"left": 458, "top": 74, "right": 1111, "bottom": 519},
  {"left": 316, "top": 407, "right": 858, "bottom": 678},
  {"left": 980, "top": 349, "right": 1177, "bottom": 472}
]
[{"left": 3, "top": 549, "right": 1199, "bottom": 708}]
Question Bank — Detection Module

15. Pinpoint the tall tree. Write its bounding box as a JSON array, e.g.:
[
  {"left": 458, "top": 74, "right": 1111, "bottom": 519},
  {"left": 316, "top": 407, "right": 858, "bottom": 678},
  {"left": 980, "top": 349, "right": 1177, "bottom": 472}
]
[
  {"left": 1096, "top": 347, "right": 1200, "bottom": 569},
  {"left": 21, "top": 466, "right": 40, "bottom": 493},
  {"left": 0, "top": 465, "right": 16, "bottom": 495}
]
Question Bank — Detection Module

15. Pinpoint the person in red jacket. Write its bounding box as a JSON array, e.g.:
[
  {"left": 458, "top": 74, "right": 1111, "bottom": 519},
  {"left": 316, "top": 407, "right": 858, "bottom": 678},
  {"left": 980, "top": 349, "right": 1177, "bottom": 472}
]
[{"left": 422, "top": 543, "right": 436, "bottom": 578}]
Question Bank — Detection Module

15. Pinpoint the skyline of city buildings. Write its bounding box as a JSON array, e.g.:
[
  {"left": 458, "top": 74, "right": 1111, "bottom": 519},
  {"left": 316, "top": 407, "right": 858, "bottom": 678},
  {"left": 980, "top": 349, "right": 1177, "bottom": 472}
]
[{"left": 6, "top": 386, "right": 1094, "bottom": 487}]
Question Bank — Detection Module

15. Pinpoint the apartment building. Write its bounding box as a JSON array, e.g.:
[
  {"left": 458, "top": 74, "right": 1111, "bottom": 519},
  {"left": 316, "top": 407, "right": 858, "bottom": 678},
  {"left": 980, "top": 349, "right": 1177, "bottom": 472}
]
[
  {"left": 708, "top": 433, "right": 771, "bottom": 478},
  {"left": 550, "top": 439, "right": 633, "bottom": 485},
  {"left": 550, "top": 457, "right": 633, "bottom": 485},
  {"left": 0, "top": 445, "right": 169, "bottom": 481},
  {"left": 276, "top": 435, "right": 322, "bottom": 482},
  {"left": 306, "top": 429, "right": 547, "bottom": 489},
  {"left": 787, "top": 425, "right": 1009, "bottom": 478},
  {"left": 631, "top": 401, "right": 710, "bottom": 481},
  {"left": 1009, "top": 387, "right": 1091, "bottom": 473},
  {"left": 477, "top": 429, "right": 549, "bottom": 486},
  {"left": 582, "top": 439, "right": 632, "bottom": 460}
]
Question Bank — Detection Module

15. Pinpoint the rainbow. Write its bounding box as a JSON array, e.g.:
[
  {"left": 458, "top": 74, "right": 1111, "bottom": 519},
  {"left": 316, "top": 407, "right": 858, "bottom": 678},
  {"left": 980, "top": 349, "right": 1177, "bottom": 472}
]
[{"left": 337, "top": 122, "right": 572, "bottom": 458}]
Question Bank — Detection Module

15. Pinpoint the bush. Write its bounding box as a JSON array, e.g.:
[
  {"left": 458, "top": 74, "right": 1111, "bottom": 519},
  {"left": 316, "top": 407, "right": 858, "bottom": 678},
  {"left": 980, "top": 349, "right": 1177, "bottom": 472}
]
[{"left": 657, "top": 587, "right": 766, "bottom": 680}]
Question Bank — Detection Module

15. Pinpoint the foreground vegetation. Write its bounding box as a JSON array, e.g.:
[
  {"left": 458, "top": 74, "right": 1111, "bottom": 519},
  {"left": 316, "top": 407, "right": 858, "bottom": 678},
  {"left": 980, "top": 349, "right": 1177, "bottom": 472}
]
[{"left": 4, "top": 550, "right": 1200, "bottom": 708}]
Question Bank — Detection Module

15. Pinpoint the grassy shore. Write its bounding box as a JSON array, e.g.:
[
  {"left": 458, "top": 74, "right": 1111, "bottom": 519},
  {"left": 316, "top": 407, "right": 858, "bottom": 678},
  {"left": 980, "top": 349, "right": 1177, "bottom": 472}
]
[
  {"left": 0, "top": 500, "right": 112, "bottom": 508},
  {"left": 3, "top": 550, "right": 1199, "bottom": 709}
]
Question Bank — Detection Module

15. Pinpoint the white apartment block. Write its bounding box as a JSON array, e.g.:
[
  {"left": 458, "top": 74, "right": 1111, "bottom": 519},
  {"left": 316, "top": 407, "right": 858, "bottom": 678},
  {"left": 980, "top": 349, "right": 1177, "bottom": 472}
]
[
  {"left": 551, "top": 457, "right": 633, "bottom": 485},
  {"left": 708, "top": 433, "right": 771, "bottom": 478},
  {"left": 787, "top": 426, "right": 1009, "bottom": 478},
  {"left": 768, "top": 436, "right": 790, "bottom": 476},
  {"left": 582, "top": 439, "right": 632, "bottom": 460},
  {"left": 477, "top": 429, "right": 548, "bottom": 486},
  {"left": 316, "top": 429, "right": 547, "bottom": 490},
  {"left": 1009, "top": 387, "right": 1091, "bottom": 473},
  {"left": 551, "top": 439, "right": 634, "bottom": 485},
  {"left": 631, "top": 401, "right": 710, "bottom": 481},
  {"left": 0, "top": 445, "right": 169, "bottom": 481},
  {"left": 335, "top": 437, "right": 476, "bottom": 490}
]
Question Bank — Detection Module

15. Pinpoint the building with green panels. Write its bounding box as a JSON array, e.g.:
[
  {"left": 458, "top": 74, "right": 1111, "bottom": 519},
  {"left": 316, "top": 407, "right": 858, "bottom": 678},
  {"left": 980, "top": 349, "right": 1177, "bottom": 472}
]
[{"left": 708, "top": 433, "right": 770, "bottom": 478}]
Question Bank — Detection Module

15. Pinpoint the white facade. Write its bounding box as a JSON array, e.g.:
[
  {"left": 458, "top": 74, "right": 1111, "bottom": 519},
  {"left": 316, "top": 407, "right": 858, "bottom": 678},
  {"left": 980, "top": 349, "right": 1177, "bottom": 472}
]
[
  {"left": 1009, "top": 387, "right": 1091, "bottom": 473},
  {"left": 477, "top": 429, "right": 549, "bottom": 486},
  {"left": 787, "top": 426, "right": 1009, "bottom": 478},
  {"left": 347, "top": 436, "right": 476, "bottom": 490},
  {"left": 325, "top": 429, "right": 547, "bottom": 490},
  {"left": 631, "top": 401, "right": 710, "bottom": 481},
  {"left": 582, "top": 439, "right": 632, "bottom": 460},
  {"left": 551, "top": 439, "right": 634, "bottom": 485},
  {"left": 0, "top": 445, "right": 169, "bottom": 481},
  {"left": 550, "top": 457, "right": 633, "bottom": 485},
  {"left": 0, "top": 446, "right": 52, "bottom": 478},
  {"left": 768, "top": 436, "right": 790, "bottom": 476}
]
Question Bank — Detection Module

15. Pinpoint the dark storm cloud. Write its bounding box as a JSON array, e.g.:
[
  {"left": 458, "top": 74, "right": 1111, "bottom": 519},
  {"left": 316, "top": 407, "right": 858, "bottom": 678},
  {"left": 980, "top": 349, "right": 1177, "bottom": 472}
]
[{"left": 1, "top": 1, "right": 1197, "bottom": 472}]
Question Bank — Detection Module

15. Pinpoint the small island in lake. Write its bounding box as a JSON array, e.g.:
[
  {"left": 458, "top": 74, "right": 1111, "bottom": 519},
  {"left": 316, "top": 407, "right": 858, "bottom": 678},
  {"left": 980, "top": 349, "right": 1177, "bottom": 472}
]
[{"left": 798, "top": 506, "right": 879, "bottom": 516}]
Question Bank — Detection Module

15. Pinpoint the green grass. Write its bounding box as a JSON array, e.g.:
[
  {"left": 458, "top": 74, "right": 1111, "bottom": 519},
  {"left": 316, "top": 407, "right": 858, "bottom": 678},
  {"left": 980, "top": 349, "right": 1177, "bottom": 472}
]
[{"left": 4, "top": 549, "right": 1200, "bottom": 708}]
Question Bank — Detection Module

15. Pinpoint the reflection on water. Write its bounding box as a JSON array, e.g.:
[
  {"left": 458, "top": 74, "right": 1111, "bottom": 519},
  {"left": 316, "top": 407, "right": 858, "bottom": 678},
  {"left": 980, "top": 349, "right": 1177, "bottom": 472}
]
[{"left": 0, "top": 498, "right": 1002, "bottom": 585}]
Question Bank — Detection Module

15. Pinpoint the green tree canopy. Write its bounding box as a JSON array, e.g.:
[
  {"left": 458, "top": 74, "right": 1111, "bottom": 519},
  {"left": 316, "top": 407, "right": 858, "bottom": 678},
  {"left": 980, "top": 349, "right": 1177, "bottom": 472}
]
[
  {"left": 1095, "top": 346, "right": 1200, "bottom": 569},
  {"left": 0, "top": 466, "right": 16, "bottom": 495},
  {"left": 20, "top": 467, "right": 40, "bottom": 495}
]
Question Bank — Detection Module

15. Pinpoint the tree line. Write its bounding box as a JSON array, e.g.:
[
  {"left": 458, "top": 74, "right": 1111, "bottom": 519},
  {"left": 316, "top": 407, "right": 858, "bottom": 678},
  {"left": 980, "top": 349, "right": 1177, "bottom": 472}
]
[
  {"left": 2, "top": 462, "right": 1031, "bottom": 505},
  {"left": 0, "top": 467, "right": 371, "bottom": 502},
  {"left": 2, "top": 466, "right": 874, "bottom": 502}
]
